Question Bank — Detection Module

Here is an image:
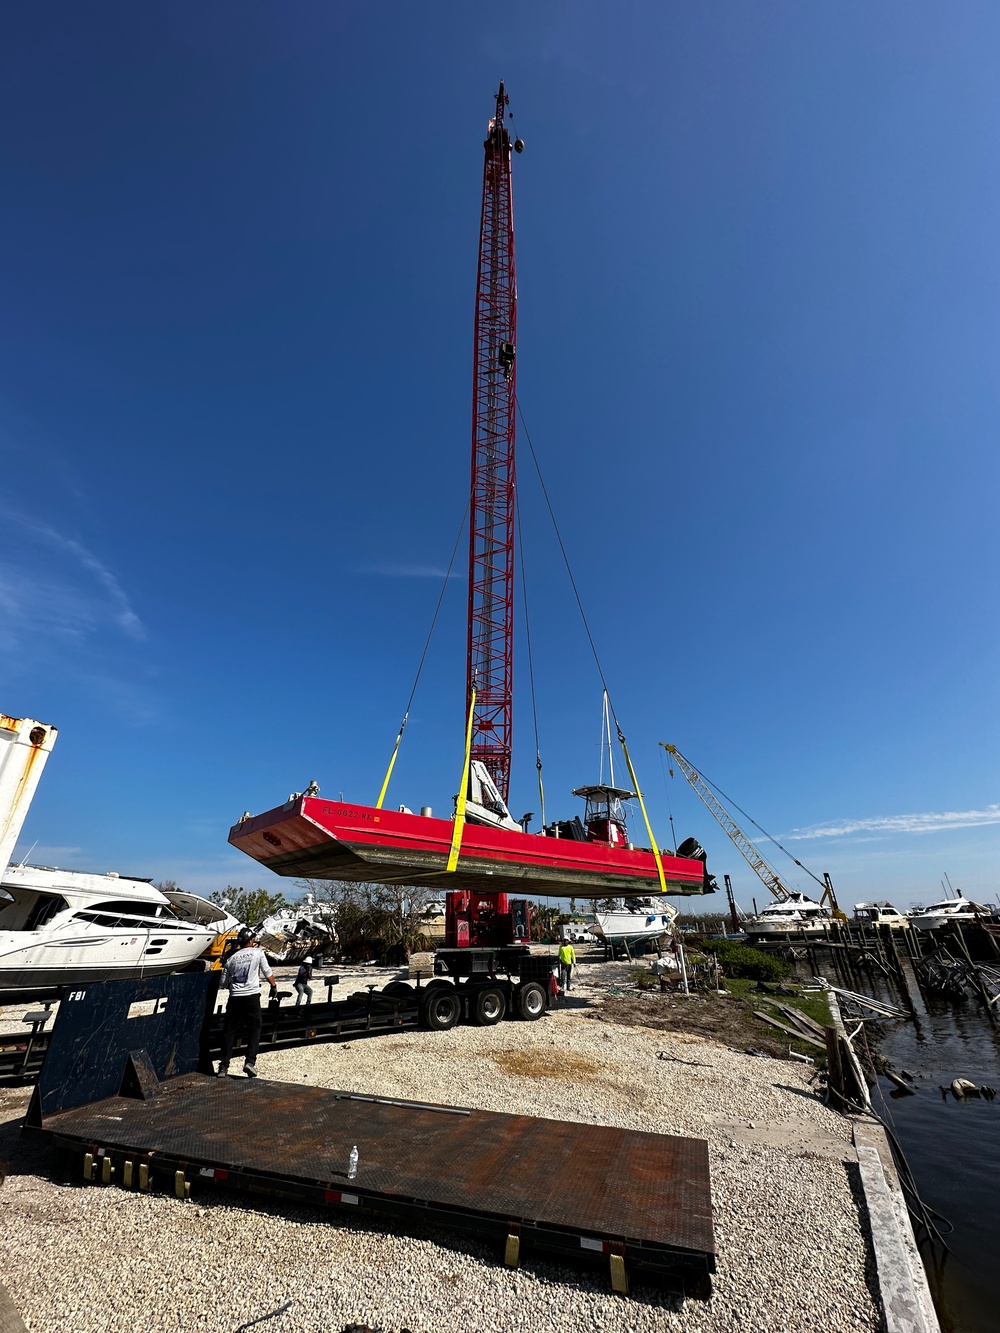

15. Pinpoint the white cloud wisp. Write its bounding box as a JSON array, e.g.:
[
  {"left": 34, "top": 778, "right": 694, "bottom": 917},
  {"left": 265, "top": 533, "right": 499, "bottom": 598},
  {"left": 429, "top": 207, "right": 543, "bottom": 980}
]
[
  {"left": 0, "top": 510, "right": 145, "bottom": 654},
  {"left": 786, "top": 806, "right": 1000, "bottom": 840}
]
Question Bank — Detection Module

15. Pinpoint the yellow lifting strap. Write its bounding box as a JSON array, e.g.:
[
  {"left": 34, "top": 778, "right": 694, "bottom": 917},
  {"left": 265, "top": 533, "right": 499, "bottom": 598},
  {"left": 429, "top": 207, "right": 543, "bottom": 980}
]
[
  {"left": 619, "top": 735, "right": 669, "bottom": 896},
  {"left": 446, "top": 688, "right": 476, "bottom": 874},
  {"left": 375, "top": 719, "right": 407, "bottom": 811}
]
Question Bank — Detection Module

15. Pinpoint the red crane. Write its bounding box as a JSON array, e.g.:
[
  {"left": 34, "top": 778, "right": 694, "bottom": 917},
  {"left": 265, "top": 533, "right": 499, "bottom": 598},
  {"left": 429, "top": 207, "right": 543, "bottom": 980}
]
[{"left": 466, "top": 82, "right": 522, "bottom": 805}]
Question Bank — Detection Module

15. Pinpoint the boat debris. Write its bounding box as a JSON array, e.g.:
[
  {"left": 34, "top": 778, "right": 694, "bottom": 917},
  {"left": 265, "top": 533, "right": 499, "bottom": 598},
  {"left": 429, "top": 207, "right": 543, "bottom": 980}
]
[
  {"left": 949, "top": 1079, "right": 998, "bottom": 1101},
  {"left": 811, "top": 980, "right": 909, "bottom": 1021}
]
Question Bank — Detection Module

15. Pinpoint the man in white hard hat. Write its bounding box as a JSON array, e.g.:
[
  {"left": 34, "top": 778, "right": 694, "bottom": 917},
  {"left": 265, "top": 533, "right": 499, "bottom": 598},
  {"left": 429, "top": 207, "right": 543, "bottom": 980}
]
[{"left": 294, "top": 955, "right": 315, "bottom": 1006}]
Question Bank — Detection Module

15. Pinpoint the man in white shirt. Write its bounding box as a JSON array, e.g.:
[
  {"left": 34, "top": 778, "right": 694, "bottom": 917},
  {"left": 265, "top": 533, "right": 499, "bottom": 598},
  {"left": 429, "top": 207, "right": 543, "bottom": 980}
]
[{"left": 217, "top": 926, "right": 278, "bottom": 1078}]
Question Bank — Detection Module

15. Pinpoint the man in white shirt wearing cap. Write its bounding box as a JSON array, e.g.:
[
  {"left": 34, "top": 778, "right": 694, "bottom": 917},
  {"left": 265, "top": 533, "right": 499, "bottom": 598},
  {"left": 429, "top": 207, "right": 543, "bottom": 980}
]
[{"left": 217, "top": 926, "right": 277, "bottom": 1078}]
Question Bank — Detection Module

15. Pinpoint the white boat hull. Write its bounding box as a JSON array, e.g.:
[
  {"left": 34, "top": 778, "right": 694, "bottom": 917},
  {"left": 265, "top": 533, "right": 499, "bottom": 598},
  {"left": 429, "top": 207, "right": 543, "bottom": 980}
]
[
  {"left": 594, "top": 905, "right": 678, "bottom": 945},
  {"left": 744, "top": 920, "right": 831, "bottom": 939},
  {"left": 906, "top": 897, "right": 994, "bottom": 931},
  {"left": 0, "top": 913, "right": 218, "bottom": 988}
]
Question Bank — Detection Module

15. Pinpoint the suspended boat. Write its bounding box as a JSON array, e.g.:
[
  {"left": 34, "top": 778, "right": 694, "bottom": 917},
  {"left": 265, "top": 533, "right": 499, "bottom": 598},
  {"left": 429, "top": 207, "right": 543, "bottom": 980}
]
[{"left": 229, "top": 786, "right": 712, "bottom": 901}]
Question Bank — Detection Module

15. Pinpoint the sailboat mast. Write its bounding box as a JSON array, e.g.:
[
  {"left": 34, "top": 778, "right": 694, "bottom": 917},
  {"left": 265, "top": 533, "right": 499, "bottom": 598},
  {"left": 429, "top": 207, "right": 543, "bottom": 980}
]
[{"left": 467, "top": 82, "right": 520, "bottom": 803}]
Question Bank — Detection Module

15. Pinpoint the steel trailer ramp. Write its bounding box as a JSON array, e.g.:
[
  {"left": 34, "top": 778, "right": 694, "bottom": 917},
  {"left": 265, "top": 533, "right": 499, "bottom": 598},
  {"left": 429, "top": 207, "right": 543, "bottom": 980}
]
[{"left": 26, "top": 976, "right": 715, "bottom": 1296}]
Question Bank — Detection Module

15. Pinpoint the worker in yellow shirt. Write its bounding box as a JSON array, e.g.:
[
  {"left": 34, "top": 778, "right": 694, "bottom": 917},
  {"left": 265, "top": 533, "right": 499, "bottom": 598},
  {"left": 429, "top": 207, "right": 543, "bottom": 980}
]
[{"left": 557, "top": 939, "right": 576, "bottom": 991}]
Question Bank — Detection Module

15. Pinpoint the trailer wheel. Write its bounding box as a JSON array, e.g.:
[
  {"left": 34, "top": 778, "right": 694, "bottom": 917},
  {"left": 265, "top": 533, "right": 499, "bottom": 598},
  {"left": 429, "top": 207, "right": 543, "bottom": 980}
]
[
  {"left": 382, "top": 981, "right": 413, "bottom": 998},
  {"left": 422, "top": 987, "right": 461, "bottom": 1031},
  {"left": 473, "top": 986, "right": 506, "bottom": 1026},
  {"left": 516, "top": 981, "right": 546, "bottom": 1021}
]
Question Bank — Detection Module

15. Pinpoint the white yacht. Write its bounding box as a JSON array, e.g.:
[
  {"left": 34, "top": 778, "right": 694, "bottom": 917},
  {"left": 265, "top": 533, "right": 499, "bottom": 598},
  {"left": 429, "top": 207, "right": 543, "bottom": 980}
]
[
  {"left": 0, "top": 863, "right": 221, "bottom": 989},
  {"left": 853, "top": 901, "right": 910, "bottom": 930},
  {"left": 906, "top": 896, "right": 994, "bottom": 931},
  {"left": 0, "top": 711, "right": 231, "bottom": 989},
  {"left": 744, "top": 892, "right": 832, "bottom": 939}
]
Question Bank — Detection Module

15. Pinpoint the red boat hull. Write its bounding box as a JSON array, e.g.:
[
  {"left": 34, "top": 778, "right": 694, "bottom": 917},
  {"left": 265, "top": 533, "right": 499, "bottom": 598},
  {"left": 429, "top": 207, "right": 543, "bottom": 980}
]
[{"left": 228, "top": 796, "right": 710, "bottom": 899}]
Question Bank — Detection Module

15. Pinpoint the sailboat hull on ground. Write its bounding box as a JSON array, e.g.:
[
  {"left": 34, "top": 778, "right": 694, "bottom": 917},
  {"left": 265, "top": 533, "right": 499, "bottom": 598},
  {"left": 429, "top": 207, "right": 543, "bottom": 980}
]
[{"left": 229, "top": 796, "right": 711, "bottom": 899}]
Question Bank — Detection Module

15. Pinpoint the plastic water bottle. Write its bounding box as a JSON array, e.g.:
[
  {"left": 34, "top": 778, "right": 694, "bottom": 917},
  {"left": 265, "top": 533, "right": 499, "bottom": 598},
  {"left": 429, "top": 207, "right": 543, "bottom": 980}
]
[{"left": 347, "top": 1145, "right": 358, "bottom": 1180}]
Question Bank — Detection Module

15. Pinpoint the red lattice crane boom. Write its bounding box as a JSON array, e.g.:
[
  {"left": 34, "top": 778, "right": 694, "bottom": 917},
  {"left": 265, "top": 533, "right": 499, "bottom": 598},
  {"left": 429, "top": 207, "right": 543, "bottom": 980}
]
[{"left": 467, "top": 82, "right": 521, "bottom": 804}]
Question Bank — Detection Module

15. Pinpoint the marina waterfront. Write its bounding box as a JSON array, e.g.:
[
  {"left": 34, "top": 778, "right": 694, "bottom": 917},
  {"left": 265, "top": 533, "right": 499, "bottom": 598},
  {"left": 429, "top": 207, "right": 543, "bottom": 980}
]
[
  {"left": 874, "top": 981, "right": 1000, "bottom": 1333},
  {"left": 790, "top": 939, "right": 1000, "bottom": 1333}
]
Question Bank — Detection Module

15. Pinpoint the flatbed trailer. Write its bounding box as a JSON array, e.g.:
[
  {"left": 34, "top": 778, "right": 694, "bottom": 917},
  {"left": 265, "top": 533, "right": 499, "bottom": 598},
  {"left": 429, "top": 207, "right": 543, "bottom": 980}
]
[
  {"left": 0, "top": 957, "right": 556, "bottom": 1084},
  {"left": 24, "top": 974, "right": 715, "bottom": 1297}
]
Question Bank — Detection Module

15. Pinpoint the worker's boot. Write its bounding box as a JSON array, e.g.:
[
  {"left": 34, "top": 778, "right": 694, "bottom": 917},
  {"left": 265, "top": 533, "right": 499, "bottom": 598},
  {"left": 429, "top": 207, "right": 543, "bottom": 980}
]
[
  {"left": 216, "top": 1063, "right": 229, "bottom": 1077},
  {"left": 244, "top": 1063, "right": 258, "bottom": 1078}
]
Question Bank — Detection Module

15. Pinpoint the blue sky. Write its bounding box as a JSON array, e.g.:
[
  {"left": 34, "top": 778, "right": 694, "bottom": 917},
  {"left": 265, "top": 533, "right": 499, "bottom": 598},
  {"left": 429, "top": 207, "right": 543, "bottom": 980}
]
[{"left": 2, "top": 3, "right": 998, "bottom": 911}]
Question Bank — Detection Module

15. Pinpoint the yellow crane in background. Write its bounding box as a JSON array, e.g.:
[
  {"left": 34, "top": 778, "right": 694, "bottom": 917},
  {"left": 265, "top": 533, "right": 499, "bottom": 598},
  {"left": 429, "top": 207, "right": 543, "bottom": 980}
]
[{"left": 660, "top": 743, "right": 847, "bottom": 922}]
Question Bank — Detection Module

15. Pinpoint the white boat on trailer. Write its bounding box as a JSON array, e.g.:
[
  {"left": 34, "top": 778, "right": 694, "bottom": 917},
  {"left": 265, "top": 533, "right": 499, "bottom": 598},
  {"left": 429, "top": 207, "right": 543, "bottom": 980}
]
[{"left": 593, "top": 899, "right": 679, "bottom": 954}]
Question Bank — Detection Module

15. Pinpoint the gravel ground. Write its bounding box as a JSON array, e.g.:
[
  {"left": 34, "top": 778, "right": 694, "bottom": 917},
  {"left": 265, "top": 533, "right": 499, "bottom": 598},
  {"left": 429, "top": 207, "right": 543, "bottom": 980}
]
[{"left": 0, "top": 959, "right": 882, "bottom": 1333}]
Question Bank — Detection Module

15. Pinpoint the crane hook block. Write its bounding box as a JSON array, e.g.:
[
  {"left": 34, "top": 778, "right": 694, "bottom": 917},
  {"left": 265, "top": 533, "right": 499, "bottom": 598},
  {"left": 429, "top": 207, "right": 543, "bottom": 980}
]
[{"left": 514, "top": 138, "right": 524, "bottom": 153}]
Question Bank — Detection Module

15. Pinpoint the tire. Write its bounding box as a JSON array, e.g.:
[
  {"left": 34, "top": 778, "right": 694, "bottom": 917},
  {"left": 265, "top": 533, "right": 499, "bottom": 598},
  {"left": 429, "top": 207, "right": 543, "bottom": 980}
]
[
  {"left": 422, "top": 987, "right": 461, "bottom": 1031},
  {"left": 382, "top": 981, "right": 414, "bottom": 998},
  {"left": 473, "top": 986, "right": 506, "bottom": 1026},
  {"left": 516, "top": 981, "right": 546, "bottom": 1021}
]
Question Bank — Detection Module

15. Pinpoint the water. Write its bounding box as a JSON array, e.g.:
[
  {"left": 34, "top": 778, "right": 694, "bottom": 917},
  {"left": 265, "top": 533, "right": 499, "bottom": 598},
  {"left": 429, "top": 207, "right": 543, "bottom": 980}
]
[{"left": 809, "top": 950, "right": 1000, "bottom": 1333}]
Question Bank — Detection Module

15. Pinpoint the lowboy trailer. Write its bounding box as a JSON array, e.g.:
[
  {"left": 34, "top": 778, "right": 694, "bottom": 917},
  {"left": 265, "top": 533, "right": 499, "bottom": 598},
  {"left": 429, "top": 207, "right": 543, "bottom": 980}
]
[
  {"left": 0, "top": 952, "right": 556, "bottom": 1085},
  {"left": 24, "top": 973, "right": 716, "bottom": 1297}
]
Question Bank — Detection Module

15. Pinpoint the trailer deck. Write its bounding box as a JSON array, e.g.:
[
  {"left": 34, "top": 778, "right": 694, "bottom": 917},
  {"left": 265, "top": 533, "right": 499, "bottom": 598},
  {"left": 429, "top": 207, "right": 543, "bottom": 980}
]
[{"left": 25, "top": 974, "right": 715, "bottom": 1297}]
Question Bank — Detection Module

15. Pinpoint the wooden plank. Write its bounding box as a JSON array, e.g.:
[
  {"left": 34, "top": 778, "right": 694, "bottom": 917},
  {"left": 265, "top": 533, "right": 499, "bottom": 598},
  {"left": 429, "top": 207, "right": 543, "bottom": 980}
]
[
  {"left": 771, "top": 1001, "right": 826, "bottom": 1037},
  {"left": 752, "top": 1011, "right": 825, "bottom": 1049}
]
